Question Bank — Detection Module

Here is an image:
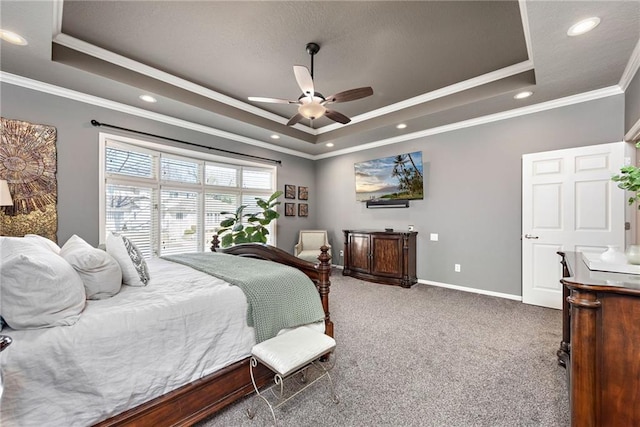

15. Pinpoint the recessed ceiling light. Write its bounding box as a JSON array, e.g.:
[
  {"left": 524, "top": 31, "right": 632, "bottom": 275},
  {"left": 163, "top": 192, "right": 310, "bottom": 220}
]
[
  {"left": 139, "top": 94, "right": 157, "bottom": 103},
  {"left": 326, "top": 143, "right": 334, "bottom": 147},
  {"left": 567, "top": 17, "right": 601, "bottom": 37},
  {"left": 270, "top": 134, "right": 280, "bottom": 140},
  {"left": 0, "top": 29, "right": 28, "bottom": 46},
  {"left": 396, "top": 123, "right": 407, "bottom": 129},
  {"left": 514, "top": 91, "right": 533, "bottom": 100}
]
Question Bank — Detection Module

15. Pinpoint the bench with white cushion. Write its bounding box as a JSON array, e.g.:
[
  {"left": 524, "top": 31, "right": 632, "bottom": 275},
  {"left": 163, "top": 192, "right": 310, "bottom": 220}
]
[{"left": 247, "top": 326, "right": 338, "bottom": 424}]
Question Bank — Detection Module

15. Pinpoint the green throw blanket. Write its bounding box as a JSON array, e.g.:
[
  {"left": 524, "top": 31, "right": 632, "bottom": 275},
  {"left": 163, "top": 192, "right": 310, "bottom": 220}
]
[{"left": 162, "top": 252, "right": 325, "bottom": 343}]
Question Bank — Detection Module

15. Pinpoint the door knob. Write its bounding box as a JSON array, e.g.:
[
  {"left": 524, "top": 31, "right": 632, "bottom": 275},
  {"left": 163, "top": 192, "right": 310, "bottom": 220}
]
[{"left": 524, "top": 234, "right": 539, "bottom": 239}]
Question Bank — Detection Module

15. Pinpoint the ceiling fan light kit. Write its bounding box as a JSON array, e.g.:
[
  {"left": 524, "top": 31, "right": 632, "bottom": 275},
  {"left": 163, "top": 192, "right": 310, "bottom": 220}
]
[
  {"left": 249, "top": 42, "right": 373, "bottom": 126},
  {"left": 298, "top": 96, "right": 327, "bottom": 119}
]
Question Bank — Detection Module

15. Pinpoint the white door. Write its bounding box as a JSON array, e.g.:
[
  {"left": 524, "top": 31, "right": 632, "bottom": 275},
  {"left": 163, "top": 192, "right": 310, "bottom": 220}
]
[{"left": 522, "top": 142, "right": 627, "bottom": 309}]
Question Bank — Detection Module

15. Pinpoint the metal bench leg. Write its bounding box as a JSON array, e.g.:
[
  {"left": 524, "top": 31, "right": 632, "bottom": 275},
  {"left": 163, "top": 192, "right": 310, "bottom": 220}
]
[{"left": 247, "top": 357, "right": 278, "bottom": 425}]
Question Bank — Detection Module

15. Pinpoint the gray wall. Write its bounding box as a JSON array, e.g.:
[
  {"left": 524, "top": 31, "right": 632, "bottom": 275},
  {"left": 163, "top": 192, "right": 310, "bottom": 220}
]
[
  {"left": 0, "top": 83, "right": 316, "bottom": 251},
  {"left": 625, "top": 68, "right": 640, "bottom": 139},
  {"left": 316, "top": 95, "right": 625, "bottom": 297}
]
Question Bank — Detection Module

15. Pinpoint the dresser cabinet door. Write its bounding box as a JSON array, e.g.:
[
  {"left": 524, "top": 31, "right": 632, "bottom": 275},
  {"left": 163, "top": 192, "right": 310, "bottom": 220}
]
[
  {"left": 371, "top": 234, "right": 403, "bottom": 278},
  {"left": 348, "top": 232, "right": 370, "bottom": 274}
]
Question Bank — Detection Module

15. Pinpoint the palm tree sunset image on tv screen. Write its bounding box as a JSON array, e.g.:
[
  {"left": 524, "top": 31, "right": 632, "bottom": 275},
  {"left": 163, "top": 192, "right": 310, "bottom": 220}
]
[{"left": 354, "top": 151, "right": 424, "bottom": 202}]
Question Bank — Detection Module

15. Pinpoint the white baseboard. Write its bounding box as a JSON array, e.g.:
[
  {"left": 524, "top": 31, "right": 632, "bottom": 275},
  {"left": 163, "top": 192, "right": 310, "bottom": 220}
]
[
  {"left": 417, "top": 279, "right": 522, "bottom": 301},
  {"left": 333, "top": 268, "right": 522, "bottom": 302}
]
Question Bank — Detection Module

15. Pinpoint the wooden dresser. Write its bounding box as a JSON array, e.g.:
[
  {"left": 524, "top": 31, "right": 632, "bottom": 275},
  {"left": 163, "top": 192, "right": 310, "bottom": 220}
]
[
  {"left": 342, "top": 230, "right": 417, "bottom": 288},
  {"left": 557, "top": 251, "right": 640, "bottom": 427}
]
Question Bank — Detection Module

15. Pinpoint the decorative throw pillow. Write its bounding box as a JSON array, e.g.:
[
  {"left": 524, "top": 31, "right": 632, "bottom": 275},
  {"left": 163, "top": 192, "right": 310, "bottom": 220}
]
[
  {"left": 106, "top": 232, "right": 150, "bottom": 286},
  {"left": 0, "top": 238, "right": 86, "bottom": 329},
  {"left": 61, "top": 235, "right": 123, "bottom": 299},
  {"left": 24, "top": 234, "right": 61, "bottom": 254}
]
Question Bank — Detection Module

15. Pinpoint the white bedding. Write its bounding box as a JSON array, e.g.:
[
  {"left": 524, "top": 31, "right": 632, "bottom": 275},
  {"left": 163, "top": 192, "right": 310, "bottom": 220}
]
[{"left": 0, "top": 257, "right": 322, "bottom": 426}]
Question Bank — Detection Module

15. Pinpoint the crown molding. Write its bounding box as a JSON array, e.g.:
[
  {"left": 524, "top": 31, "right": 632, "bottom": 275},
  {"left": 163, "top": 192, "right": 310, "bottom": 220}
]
[
  {"left": 625, "top": 117, "right": 640, "bottom": 143},
  {"left": 0, "top": 72, "right": 314, "bottom": 160},
  {"left": 619, "top": 37, "right": 640, "bottom": 91},
  {"left": 314, "top": 86, "right": 623, "bottom": 160}
]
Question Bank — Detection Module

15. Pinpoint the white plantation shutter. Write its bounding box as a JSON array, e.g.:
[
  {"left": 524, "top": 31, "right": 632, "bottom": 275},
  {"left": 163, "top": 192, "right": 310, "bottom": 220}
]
[
  {"left": 205, "top": 163, "right": 239, "bottom": 187},
  {"left": 105, "top": 184, "right": 155, "bottom": 257},
  {"left": 160, "top": 189, "right": 200, "bottom": 255},
  {"left": 242, "top": 168, "right": 272, "bottom": 189},
  {"left": 102, "top": 137, "right": 276, "bottom": 257},
  {"left": 161, "top": 155, "right": 201, "bottom": 184},
  {"left": 241, "top": 194, "right": 261, "bottom": 218},
  {"left": 106, "top": 146, "right": 156, "bottom": 179},
  {"left": 204, "top": 193, "right": 238, "bottom": 250}
]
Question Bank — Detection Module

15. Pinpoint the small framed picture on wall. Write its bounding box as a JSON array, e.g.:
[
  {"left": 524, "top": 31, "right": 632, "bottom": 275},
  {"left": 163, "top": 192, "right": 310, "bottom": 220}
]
[
  {"left": 284, "top": 203, "right": 295, "bottom": 216},
  {"left": 298, "top": 186, "right": 308, "bottom": 200},
  {"left": 298, "top": 203, "right": 308, "bottom": 217},
  {"left": 284, "top": 184, "right": 296, "bottom": 199}
]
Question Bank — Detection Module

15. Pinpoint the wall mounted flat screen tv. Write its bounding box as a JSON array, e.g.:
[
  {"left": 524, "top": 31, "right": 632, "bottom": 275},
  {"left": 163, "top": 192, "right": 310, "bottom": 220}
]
[{"left": 355, "top": 151, "right": 424, "bottom": 202}]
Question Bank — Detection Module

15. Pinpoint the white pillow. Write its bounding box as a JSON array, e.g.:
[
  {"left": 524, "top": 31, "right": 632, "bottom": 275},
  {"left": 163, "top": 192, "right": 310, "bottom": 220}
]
[
  {"left": 106, "top": 232, "right": 150, "bottom": 286},
  {"left": 0, "top": 238, "right": 86, "bottom": 329},
  {"left": 24, "top": 234, "right": 61, "bottom": 254},
  {"left": 60, "top": 235, "right": 122, "bottom": 299}
]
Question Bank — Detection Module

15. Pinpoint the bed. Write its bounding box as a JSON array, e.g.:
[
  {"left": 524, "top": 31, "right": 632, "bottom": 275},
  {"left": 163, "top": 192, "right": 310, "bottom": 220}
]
[{"left": 0, "top": 235, "right": 333, "bottom": 426}]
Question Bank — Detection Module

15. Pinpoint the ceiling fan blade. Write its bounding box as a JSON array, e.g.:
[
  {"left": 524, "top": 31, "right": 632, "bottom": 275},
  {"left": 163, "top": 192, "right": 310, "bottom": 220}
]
[
  {"left": 286, "top": 113, "right": 304, "bottom": 126},
  {"left": 323, "top": 87, "right": 374, "bottom": 104},
  {"left": 293, "top": 65, "right": 314, "bottom": 97},
  {"left": 325, "top": 109, "right": 351, "bottom": 124},
  {"left": 248, "top": 96, "right": 299, "bottom": 104}
]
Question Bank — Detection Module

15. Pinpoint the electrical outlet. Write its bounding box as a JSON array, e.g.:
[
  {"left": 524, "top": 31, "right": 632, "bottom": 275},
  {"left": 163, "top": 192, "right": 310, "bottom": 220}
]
[
  {"left": 454, "top": 264, "right": 461, "bottom": 272},
  {"left": 339, "top": 250, "right": 344, "bottom": 257}
]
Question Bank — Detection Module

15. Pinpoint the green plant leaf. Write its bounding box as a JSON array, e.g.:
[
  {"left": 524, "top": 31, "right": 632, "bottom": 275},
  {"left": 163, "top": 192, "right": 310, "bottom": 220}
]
[
  {"left": 221, "top": 234, "right": 233, "bottom": 248},
  {"left": 268, "top": 191, "right": 283, "bottom": 202},
  {"left": 220, "top": 218, "right": 235, "bottom": 227},
  {"left": 232, "top": 223, "right": 244, "bottom": 232},
  {"left": 235, "top": 233, "right": 250, "bottom": 244}
]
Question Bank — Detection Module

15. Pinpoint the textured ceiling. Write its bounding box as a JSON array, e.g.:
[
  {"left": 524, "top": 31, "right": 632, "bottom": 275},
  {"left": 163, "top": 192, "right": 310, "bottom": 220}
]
[{"left": 1, "top": 1, "right": 639, "bottom": 157}]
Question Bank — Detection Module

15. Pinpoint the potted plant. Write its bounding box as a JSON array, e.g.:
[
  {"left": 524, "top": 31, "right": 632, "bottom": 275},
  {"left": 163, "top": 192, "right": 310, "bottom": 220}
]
[
  {"left": 612, "top": 142, "right": 640, "bottom": 208},
  {"left": 216, "top": 191, "right": 283, "bottom": 247}
]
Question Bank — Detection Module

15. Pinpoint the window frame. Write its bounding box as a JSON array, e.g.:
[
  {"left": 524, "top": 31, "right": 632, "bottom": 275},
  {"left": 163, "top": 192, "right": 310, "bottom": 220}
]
[{"left": 99, "top": 132, "right": 277, "bottom": 256}]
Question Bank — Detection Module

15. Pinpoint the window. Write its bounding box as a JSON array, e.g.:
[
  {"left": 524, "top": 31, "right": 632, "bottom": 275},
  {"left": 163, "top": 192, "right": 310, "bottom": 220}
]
[{"left": 100, "top": 134, "right": 276, "bottom": 257}]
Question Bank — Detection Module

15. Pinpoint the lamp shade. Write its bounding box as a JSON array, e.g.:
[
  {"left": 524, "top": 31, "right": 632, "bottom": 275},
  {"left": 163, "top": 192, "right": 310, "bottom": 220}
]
[{"left": 0, "top": 180, "right": 13, "bottom": 206}]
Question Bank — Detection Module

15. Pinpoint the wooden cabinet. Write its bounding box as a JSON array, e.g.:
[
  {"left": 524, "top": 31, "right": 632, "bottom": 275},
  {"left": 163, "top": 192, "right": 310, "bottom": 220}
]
[
  {"left": 342, "top": 230, "right": 417, "bottom": 288},
  {"left": 557, "top": 251, "right": 640, "bottom": 426}
]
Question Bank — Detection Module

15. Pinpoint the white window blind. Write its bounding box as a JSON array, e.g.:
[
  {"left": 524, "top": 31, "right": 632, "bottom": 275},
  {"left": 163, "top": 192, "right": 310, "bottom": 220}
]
[
  {"left": 204, "top": 192, "right": 238, "bottom": 251},
  {"left": 161, "top": 156, "right": 201, "bottom": 184},
  {"left": 102, "top": 137, "right": 276, "bottom": 257},
  {"left": 160, "top": 189, "right": 200, "bottom": 255},
  {"left": 243, "top": 168, "right": 273, "bottom": 189},
  {"left": 106, "top": 146, "right": 156, "bottom": 179},
  {"left": 205, "top": 163, "right": 238, "bottom": 187},
  {"left": 105, "top": 184, "right": 155, "bottom": 257}
]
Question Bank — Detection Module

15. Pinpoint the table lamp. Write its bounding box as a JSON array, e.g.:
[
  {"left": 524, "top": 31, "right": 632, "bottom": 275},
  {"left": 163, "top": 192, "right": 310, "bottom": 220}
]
[{"left": 0, "top": 180, "right": 13, "bottom": 206}]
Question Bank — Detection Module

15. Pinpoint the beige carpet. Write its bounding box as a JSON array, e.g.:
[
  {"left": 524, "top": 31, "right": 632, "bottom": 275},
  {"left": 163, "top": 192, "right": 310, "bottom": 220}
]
[{"left": 197, "top": 271, "right": 569, "bottom": 426}]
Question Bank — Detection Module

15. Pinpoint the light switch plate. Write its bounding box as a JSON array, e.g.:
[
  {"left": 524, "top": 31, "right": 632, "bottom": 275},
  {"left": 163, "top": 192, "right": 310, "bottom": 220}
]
[{"left": 430, "top": 233, "right": 438, "bottom": 241}]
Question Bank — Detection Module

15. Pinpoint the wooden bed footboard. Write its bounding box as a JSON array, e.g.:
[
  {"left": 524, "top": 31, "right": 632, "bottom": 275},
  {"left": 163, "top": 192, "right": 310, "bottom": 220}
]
[{"left": 95, "top": 242, "right": 332, "bottom": 427}]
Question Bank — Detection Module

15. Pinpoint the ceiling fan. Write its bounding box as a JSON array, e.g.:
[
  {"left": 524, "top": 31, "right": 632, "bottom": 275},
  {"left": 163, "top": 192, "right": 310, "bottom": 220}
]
[{"left": 248, "top": 42, "right": 374, "bottom": 126}]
